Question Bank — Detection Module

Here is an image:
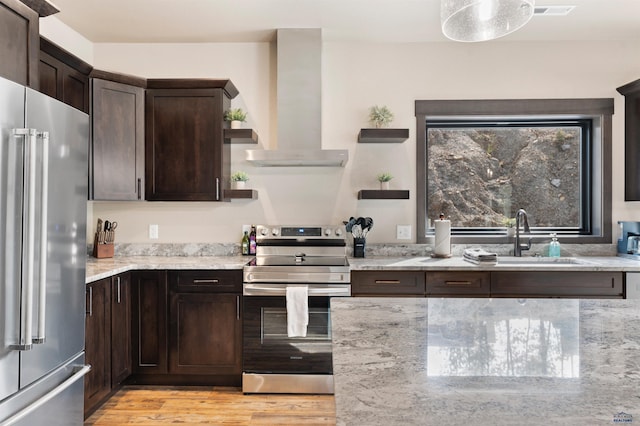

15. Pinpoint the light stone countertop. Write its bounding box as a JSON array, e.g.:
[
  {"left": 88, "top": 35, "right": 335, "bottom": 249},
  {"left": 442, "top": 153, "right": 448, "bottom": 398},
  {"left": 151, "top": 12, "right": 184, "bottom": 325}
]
[
  {"left": 331, "top": 297, "right": 640, "bottom": 425},
  {"left": 85, "top": 256, "right": 249, "bottom": 283},
  {"left": 348, "top": 255, "right": 640, "bottom": 272},
  {"left": 86, "top": 255, "right": 640, "bottom": 283}
]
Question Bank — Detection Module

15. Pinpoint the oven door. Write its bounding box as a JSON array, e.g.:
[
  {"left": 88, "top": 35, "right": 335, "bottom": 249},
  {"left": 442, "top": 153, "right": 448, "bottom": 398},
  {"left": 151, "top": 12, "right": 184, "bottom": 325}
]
[{"left": 243, "top": 284, "right": 349, "bottom": 374}]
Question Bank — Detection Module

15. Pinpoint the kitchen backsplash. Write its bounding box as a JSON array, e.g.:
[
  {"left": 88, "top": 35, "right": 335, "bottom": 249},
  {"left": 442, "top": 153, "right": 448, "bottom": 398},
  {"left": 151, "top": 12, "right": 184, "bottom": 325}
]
[{"left": 88, "top": 242, "right": 617, "bottom": 257}]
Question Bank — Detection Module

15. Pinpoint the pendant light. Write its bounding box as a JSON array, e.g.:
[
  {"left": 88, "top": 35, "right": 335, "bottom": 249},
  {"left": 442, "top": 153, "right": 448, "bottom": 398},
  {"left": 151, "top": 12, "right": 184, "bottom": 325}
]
[{"left": 441, "top": 0, "right": 535, "bottom": 42}]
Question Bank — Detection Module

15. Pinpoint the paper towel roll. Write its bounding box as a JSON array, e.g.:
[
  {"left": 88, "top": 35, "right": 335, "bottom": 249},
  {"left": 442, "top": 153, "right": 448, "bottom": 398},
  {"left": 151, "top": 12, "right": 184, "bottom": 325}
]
[{"left": 434, "top": 219, "right": 451, "bottom": 257}]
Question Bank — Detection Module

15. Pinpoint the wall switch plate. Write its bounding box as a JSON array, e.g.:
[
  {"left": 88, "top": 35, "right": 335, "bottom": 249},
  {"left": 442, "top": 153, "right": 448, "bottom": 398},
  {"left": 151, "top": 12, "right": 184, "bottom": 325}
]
[
  {"left": 149, "top": 224, "right": 159, "bottom": 239},
  {"left": 397, "top": 225, "right": 411, "bottom": 240}
]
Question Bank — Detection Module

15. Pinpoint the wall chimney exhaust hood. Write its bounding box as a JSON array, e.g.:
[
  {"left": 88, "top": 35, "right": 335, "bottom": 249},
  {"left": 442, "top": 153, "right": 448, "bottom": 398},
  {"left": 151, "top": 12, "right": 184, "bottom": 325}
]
[{"left": 246, "top": 29, "right": 348, "bottom": 167}]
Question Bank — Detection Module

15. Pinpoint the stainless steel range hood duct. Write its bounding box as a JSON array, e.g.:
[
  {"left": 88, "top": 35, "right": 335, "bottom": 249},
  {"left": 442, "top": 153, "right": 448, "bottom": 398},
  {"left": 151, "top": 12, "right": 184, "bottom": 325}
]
[{"left": 246, "top": 29, "right": 348, "bottom": 167}]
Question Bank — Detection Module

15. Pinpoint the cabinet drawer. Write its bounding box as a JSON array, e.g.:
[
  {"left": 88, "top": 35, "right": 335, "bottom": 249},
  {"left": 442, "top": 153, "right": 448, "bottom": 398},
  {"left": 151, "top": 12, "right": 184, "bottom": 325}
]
[
  {"left": 169, "top": 270, "right": 242, "bottom": 293},
  {"left": 491, "top": 271, "right": 624, "bottom": 298},
  {"left": 426, "top": 271, "right": 490, "bottom": 297},
  {"left": 351, "top": 271, "right": 425, "bottom": 296}
]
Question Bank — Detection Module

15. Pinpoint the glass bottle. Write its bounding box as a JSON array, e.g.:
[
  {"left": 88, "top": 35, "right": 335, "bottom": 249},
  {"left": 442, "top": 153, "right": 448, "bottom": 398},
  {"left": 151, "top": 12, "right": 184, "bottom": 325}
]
[
  {"left": 548, "top": 233, "right": 561, "bottom": 257},
  {"left": 249, "top": 226, "right": 257, "bottom": 255},
  {"left": 241, "top": 231, "right": 250, "bottom": 255}
]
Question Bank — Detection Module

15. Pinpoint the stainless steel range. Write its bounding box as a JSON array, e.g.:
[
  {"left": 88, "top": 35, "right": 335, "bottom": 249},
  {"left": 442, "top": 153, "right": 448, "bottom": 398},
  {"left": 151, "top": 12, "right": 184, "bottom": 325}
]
[{"left": 242, "top": 225, "right": 351, "bottom": 394}]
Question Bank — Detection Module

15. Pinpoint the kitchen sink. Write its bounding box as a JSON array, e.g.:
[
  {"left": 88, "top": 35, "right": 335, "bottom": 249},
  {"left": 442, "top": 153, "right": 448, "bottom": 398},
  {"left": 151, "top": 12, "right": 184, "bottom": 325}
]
[{"left": 496, "top": 257, "right": 594, "bottom": 265}]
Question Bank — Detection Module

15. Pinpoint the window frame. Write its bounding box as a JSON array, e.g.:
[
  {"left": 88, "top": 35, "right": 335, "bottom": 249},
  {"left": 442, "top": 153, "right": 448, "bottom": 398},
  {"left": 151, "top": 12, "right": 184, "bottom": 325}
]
[{"left": 415, "top": 99, "right": 614, "bottom": 245}]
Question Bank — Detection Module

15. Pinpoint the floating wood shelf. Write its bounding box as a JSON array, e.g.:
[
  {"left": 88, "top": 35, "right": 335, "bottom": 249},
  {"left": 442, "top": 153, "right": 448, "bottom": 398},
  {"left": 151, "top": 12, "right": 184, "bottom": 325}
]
[
  {"left": 224, "top": 189, "right": 258, "bottom": 200},
  {"left": 358, "top": 128, "right": 409, "bottom": 143},
  {"left": 224, "top": 129, "right": 259, "bottom": 144},
  {"left": 358, "top": 190, "right": 410, "bottom": 200}
]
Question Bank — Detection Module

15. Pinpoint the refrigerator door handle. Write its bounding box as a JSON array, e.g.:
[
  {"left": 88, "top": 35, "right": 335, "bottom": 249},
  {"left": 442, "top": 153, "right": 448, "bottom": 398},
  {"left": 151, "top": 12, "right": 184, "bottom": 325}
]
[
  {"left": 0, "top": 364, "right": 91, "bottom": 426},
  {"left": 10, "top": 128, "right": 36, "bottom": 351},
  {"left": 33, "top": 131, "right": 49, "bottom": 345}
]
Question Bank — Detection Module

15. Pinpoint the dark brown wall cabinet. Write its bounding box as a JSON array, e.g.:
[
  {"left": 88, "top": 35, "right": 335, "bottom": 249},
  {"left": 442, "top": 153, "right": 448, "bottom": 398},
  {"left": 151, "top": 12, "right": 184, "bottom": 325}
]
[
  {"left": 351, "top": 271, "right": 426, "bottom": 296},
  {"left": 38, "top": 37, "right": 91, "bottom": 112},
  {"left": 617, "top": 79, "right": 640, "bottom": 201},
  {"left": 145, "top": 79, "right": 238, "bottom": 201},
  {"left": 84, "top": 273, "right": 131, "bottom": 418},
  {"left": 0, "top": 0, "right": 39, "bottom": 88},
  {"left": 168, "top": 270, "right": 242, "bottom": 376},
  {"left": 90, "top": 72, "right": 145, "bottom": 200}
]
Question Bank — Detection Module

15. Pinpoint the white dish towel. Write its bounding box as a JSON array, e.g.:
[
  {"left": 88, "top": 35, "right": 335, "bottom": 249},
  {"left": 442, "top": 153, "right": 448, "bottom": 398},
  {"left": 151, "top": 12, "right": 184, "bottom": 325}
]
[{"left": 286, "top": 286, "right": 309, "bottom": 338}]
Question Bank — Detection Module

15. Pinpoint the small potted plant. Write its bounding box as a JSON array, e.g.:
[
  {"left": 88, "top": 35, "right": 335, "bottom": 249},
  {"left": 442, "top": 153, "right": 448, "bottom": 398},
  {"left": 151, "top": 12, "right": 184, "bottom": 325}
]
[
  {"left": 501, "top": 216, "right": 516, "bottom": 237},
  {"left": 377, "top": 172, "right": 393, "bottom": 190},
  {"left": 231, "top": 171, "right": 249, "bottom": 189},
  {"left": 225, "top": 108, "right": 248, "bottom": 129},
  {"left": 369, "top": 105, "right": 394, "bottom": 128}
]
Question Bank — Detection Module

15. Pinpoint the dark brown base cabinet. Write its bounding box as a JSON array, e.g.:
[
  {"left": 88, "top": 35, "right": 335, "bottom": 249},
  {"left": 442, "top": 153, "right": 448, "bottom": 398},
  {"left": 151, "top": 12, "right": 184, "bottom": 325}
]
[
  {"left": 168, "top": 271, "right": 242, "bottom": 379},
  {"left": 131, "top": 270, "right": 169, "bottom": 375},
  {"left": 426, "top": 271, "right": 491, "bottom": 297},
  {"left": 84, "top": 278, "right": 111, "bottom": 417},
  {"left": 351, "top": 271, "right": 426, "bottom": 296},
  {"left": 491, "top": 271, "right": 624, "bottom": 298},
  {"left": 129, "top": 270, "right": 242, "bottom": 386},
  {"left": 84, "top": 273, "right": 131, "bottom": 418},
  {"left": 352, "top": 270, "right": 624, "bottom": 299}
]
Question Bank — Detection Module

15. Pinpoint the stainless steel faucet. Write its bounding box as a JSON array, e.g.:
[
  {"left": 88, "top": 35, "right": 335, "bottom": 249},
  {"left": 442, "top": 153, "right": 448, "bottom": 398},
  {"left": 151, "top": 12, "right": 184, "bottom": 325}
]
[{"left": 514, "top": 208, "right": 531, "bottom": 257}]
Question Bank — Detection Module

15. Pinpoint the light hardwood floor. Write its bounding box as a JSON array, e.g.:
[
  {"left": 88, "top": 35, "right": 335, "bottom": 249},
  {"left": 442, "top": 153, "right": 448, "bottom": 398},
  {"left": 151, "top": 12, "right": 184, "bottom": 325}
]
[{"left": 84, "top": 386, "right": 336, "bottom": 425}]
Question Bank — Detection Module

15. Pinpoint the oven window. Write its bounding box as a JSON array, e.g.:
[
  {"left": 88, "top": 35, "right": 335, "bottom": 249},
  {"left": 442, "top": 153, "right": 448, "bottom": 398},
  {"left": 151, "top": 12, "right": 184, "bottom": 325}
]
[{"left": 261, "top": 308, "right": 331, "bottom": 341}]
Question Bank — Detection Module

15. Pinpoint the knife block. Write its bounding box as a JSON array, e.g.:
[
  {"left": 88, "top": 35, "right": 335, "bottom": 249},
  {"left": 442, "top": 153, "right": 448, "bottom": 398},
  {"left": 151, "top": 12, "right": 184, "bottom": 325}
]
[{"left": 92, "top": 233, "right": 114, "bottom": 258}]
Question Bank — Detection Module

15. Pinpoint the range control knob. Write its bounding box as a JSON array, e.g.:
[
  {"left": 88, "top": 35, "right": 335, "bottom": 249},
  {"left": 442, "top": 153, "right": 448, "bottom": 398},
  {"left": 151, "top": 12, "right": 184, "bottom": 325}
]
[
  {"left": 260, "top": 227, "right": 269, "bottom": 236},
  {"left": 324, "top": 228, "right": 333, "bottom": 236},
  {"left": 271, "top": 228, "right": 280, "bottom": 236},
  {"left": 335, "top": 228, "right": 343, "bottom": 237}
]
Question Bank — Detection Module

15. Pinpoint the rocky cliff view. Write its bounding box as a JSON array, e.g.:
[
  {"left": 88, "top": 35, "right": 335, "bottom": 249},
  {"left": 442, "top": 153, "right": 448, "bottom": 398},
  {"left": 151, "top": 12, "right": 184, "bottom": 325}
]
[{"left": 427, "top": 126, "right": 581, "bottom": 229}]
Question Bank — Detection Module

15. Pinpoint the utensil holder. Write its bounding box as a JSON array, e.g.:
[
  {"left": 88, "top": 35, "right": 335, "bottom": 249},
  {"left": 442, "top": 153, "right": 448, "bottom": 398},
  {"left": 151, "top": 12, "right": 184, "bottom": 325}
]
[{"left": 353, "top": 238, "right": 366, "bottom": 258}]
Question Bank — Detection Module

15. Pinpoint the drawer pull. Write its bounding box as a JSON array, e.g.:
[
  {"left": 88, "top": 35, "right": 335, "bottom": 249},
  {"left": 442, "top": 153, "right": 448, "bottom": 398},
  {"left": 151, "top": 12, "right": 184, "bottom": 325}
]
[
  {"left": 193, "top": 279, "right": 220, "bottom": 284},
  {"left": 445, "top": 280, "right": 473, "bottom": 286},
  {"left": 374, "top": 280, "right": 401, "bottom": 285}
]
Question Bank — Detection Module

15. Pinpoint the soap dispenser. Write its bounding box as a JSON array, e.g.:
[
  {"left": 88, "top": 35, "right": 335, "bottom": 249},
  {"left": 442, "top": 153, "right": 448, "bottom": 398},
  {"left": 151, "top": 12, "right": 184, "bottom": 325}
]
[{"left": 548, "top": 233, "right": 561, "bottom": 257}]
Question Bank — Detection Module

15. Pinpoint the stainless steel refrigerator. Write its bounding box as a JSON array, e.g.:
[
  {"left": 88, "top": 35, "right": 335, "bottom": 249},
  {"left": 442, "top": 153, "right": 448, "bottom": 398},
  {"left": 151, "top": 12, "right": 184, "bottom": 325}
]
[{"left": 0, "top": 76, "right": 89, "bottom": 425}]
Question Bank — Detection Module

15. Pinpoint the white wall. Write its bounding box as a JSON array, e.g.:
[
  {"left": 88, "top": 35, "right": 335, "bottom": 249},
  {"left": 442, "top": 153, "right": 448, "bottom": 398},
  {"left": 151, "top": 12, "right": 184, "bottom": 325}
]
[
  {"left": 82, "top": 39, "right": 640, "bottom": 244},
  {"left": 39, "top": 16, "right": 94, "bottom": 64}
]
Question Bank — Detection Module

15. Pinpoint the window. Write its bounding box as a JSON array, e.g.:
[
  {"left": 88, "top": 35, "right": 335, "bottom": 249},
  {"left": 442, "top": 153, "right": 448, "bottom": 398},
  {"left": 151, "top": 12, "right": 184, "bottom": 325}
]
[{"left": 415, "top": 99, "right": 614, "bottom": 244}]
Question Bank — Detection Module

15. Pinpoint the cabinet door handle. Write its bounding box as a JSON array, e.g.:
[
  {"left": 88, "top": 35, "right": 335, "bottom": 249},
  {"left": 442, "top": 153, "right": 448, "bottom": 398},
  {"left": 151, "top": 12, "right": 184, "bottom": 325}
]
[
  {"left": 86, "top": 287, "right": 93, "bottom": 316},
  {"left": 116, "top": 276, "right": 121, "bottom": 304},
  {"left": 236, "top": 295, "right": 240, "bottom": 320},
  {"left": 137, "top": 178, "right": 141, "bottom": 200},
  {"left": 444, "top": 281, "right": 473, "bottom": 286},
  {"left": 374, "top": 280, "right": 401, "bottom": 285},
  {"left": 215, "top": 178, "right": 220, "bottom": 201},
  {"left": 193, "top": 279, "right": 219, "bottom": 284}
]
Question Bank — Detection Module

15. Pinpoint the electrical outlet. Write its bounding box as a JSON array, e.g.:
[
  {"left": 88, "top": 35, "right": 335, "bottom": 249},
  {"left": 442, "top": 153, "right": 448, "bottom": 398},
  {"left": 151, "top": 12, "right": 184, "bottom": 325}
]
[
  {"left": 149, "top": 224, "right": 159, "bottom": 239},
  {"left": 397, "top": 225, "right": 411, "bottom": 240},
  {"left": 242, "top": 224, "right": 251, "bottom": 234}
]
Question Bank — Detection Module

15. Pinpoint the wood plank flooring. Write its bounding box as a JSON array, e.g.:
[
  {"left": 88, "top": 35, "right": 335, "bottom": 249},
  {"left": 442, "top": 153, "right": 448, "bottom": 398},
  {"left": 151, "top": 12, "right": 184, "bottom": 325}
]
[{"left": 84, "top": 386, "right": 336, "bottom": 425}]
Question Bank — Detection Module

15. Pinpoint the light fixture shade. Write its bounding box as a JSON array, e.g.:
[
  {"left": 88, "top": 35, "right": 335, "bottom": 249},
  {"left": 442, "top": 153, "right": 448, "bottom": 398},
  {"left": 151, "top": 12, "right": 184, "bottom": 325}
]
[{"left": 441, "top": 0, "right": 535, "bottom": 42}]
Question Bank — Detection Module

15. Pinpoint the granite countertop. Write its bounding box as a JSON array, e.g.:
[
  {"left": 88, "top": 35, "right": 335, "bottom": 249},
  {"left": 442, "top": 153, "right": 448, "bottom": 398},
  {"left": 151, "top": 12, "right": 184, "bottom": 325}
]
[
  {"left": 331, "top": 297, "right": 640, "bottom": 425},
  {"left": 86, "top": 254, "right": 640, "bottom": 283},
  {"left": 349, "top": 255, "right": 640, "bottom": 272},
  {"left": 85, "top": 256, "right": 249, "bottom": 283}
]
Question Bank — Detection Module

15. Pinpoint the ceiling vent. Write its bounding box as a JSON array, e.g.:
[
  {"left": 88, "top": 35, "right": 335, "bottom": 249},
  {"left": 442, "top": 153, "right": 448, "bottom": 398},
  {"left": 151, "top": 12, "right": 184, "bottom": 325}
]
[{"left": 534, "top": 5, "right": 576, "bottom": 16}]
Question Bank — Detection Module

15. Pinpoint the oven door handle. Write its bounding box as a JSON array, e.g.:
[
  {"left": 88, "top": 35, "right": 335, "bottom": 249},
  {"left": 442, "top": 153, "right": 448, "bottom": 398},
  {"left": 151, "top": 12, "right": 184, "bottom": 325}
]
[{"left": 243, "top": 284, "right": 351, "bottom": 297}]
